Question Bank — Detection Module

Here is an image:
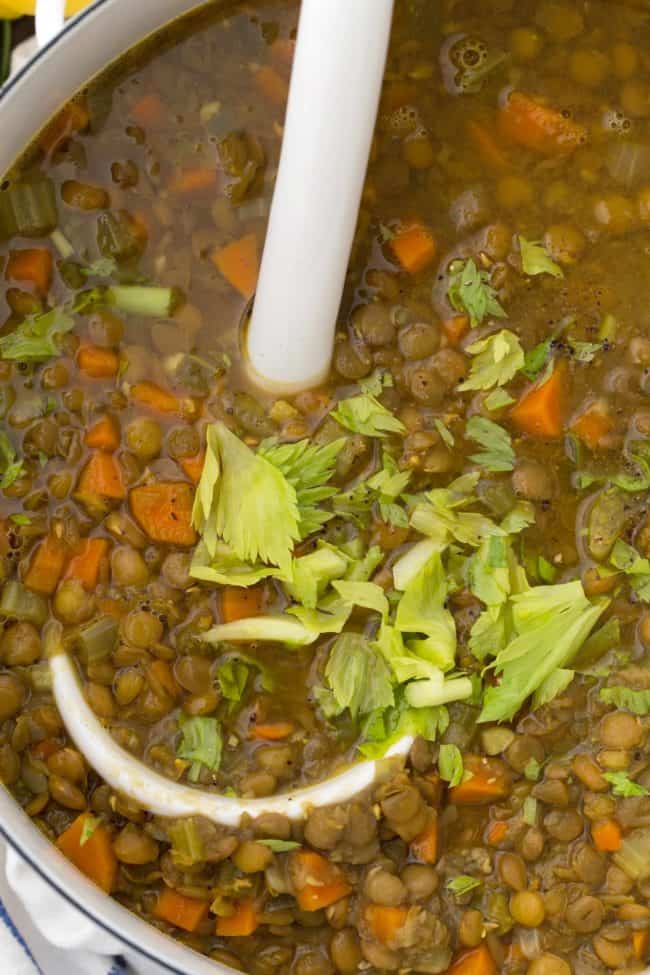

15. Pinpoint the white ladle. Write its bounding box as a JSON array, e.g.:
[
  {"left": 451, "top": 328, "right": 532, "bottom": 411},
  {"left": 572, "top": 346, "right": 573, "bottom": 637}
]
[{"left": 49, "top": 0, "right": 406, "bottom": 825}]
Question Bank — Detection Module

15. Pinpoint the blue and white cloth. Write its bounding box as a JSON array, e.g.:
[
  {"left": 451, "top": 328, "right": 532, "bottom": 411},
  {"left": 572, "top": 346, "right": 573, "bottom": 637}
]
[{"left": 0, "top": 840, "right": 130, "bottom": 975}]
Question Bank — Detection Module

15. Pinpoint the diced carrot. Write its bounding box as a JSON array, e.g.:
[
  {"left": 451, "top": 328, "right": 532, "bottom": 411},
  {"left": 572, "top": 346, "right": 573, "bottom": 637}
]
[
  {"left": 77, "top": 345, "right": 119, "bottom": 379},
  {"left": 449, "top": 755, "right": 511, "bottom": 806},
  {"left": 40, "top": 98, "right": 90, "bottom": 152},
  {"left": 487, "top": 820, "right": 509, "bottom": 846},
  {"left": 221, "top": 585, "right": 264, "bottom": 623},
  {"left": 250, "top": 722, "right": 295, "bottom": 741},
  {"left": 169, "top": 167, "right": 217, "bottom": 195},
  {"left": 447, "top": 944, "right": 497, "bottom": 975},
  {"left": 289, "top": 850, "right": 352, "bottom": 912},
  {"left": 64, "top": 538, "right": 110, "bottom": 591},
  {"left": 271, "top": 38, "right": 296, "bottom": 68},
  {"left": 6, "top": 248, "right": 53, "bottom": 296},
  {"left": 56, "top": 812, "right": 118, "bottom": 894},
  {"left": 179, "top": 451, "right": 205, "bottom": 484},
  {"left": 216, "top": 898, "right": 259, "bottom": 937},
  {"left": 131, "top": 93, "right": 164, "bottom": 128},
  {"left": 570, "top": 404, "right": 614, "bottom": 450},
  {"left": 443, "top": 314, "right": 470, "bottom": 346},
  {"left": 591, "top": 818, "right": 622, "bottom": 853},
  {"left": 410, "top": 812, "right": 438, "bottom": 864},
  {"left": 365, "top": 905, "right": 409, "bottom": 946},
  {"left": 212, "top": 233, "right": 259, "bottom": 300},
  {"left": 129, "top": 482, "right": 197, "bottom": 547},
  {"left": 23, "top": 534, "right": 67, "bottom": 595},
  {"left": 498, "top": 91, "right": 587, "bottom": 156},
  {"left": 466, "top": 119, "right": 511, "bottom": 173},
  {"left": 78, "top": 452, "right": 125, "bottom": 500},
  {"left": 390, "top": 223, "right": 437, "bottom": 274},
  {"left": 131, "top": 381, "right": 180, "bottom": 414},
  {"left": 510, "top": 362, "right": 566, "bottom": 440},
  {"left": 633, "top": 930, "right": 650, "bottom": 962},
  {"left": 85, "top": 415, "right": 120, "bottom": 453},
  {"left": 254, "top": 65, "right": 289, "bottom": 106},
  {"left": 154, "top": 887, "right": 210, "bottom": 933}
]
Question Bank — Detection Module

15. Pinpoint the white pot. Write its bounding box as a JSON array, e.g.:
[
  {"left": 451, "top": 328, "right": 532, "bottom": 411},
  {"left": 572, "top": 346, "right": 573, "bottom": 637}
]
[{"left": 0, "top": 8, "right": 235, "bottom": 970}]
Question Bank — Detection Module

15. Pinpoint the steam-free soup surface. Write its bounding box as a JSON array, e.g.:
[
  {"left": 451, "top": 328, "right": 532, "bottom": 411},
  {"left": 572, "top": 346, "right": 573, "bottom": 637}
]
[{"left": 2, "top": 1, "right": 650, "bottom": 973}]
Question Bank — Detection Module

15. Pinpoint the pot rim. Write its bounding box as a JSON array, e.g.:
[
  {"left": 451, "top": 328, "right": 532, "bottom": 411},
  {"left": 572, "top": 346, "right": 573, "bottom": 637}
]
[{"left": 0, "top": 5, "right": 231, "bottom": 972}]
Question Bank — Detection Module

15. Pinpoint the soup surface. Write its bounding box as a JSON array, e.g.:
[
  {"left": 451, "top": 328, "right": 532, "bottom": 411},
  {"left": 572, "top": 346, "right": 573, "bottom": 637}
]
[{"left": 2, "top": 0, "right": 650, "bottom": 972}]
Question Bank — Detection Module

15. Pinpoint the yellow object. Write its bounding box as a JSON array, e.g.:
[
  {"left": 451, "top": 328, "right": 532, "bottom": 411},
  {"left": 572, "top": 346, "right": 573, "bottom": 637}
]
[{"left": 0, "top": 0, "right": 90, "bottom": 18}]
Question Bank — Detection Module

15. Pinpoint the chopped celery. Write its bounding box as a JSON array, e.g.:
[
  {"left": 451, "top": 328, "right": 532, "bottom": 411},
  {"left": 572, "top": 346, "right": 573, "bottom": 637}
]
[
  {"left": 613, "top": 828, "right": 650, "bottom": 880},
  {"left": 168, "top": 819, "right": 205, "bottom": 867},
  {"left": 203, "top": 616, "right": 317, "bottom": 648},
  {"left": 76, "top": 615, "right": 118, "bottom": 663},
  {"left": 50, "top": 229, "right": 75, "bottom": 259},
  {"left": 97, "top": 211, "right": 144, "bottom": 263},
  {"left": 0, "top": 581, "right": 47, "bottom": 626},
  {"left": 107, "top": 285, "right": 179, "bottom": 318},
  {"left": 0, "top": 179, "right": 58, "bottom": 239}
]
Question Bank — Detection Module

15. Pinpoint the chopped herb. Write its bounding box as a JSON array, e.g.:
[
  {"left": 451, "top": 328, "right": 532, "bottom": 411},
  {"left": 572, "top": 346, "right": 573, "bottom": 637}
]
[
  {"left": 537, "top": 556, "right": 557, "bottom": 583},
  {"left": 524, "top": 757, "right": 542, "bottom": 781},
  {"left": 603, "top": 771, "right": 649, "bottom": 798},
  {"left": 610, "top": 539, "right": 650, "bottom": 602},
  {"left": 522, "top": 797, "right": 538, "bottom": 826},
  {"left": 217, "top": 658, "right": 250, "bottom": 704},
  {"left": 359, "top": 368, "right": 394, "bottom": 396},
  {"left": 257, "top": 838, "right": 302, "bottom": 852},
  {"left": 466, "top": 417, "right": 515, "bottom": 473},
  {"left": 79, "top": 815, "right": 102, "bottom": 847},
  {"left": 447, "top": 875, "right": 483, "bottom": 898},
  {"left": 600, "top": 686, "right": 650, "bottom": 716},
  {"left": 459, "top": 329, "right": 524, "bottom": 392},
  {"left": 331, "top": 392, "right": 405, "bottom": 438},
  {"left": 177, "top": 715, "right": 222, "bottom": 782},
  {"left": 438, "top": 743, "right": 464, "bottom": 787},
  {"left": 80, "top": 257, "right": 118, "bottom": 278},
  {"left": 447, "top": 258, "right": 506, "bottom": 328},
  {"left": 519, "top": 237, "right": 564, "bottom": 278},
  {"left": 0, "top": 307, "right": 75, "bottom": 362},
  {"left": 570, "top": 340, "right": 605, "bottom": 363}
]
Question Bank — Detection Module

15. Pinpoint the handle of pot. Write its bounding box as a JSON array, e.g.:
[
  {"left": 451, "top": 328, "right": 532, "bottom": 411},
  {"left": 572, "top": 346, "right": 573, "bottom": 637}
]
[{"left": 35, "top": 0, "right": 66, "bottom": 47}]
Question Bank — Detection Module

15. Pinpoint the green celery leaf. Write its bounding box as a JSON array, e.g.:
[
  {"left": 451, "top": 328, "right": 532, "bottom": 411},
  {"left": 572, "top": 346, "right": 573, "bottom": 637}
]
[
  {"left": 324, "top": 633, "right": 395, "bottom": 719},
  {"left": 434, "top": 418, "right": 455, "bottom": 447},
  {"left": 466, "top": 416, "right": 515, "bottom": 473},
  {"left": 358, "top": 692, "right": 449, "bottom": 758},
  {"left": 479, "top": 581, "right": 608, "bottom": 722},
  {"left": 600, "top": 686, "right": 650, "bottom": 716},
  {"left": 285, "top": 545, "right": 349, "bottom": 609},
  {"left": 332, "top": 580, "right": 389, "bottom": 619},
  {"left": 438, "top": 743, "right": 464, "bottom": 787},
  {"left": 459, "top": 329, "right": 524, "bottom": 392},
  {"left": 359, "top": 368, "right": 393, "bottom": 396},
  {"left": 190, "top": 540, "right": 285, "bottom": 587},
  {"left": 331, "top": 393, "right": 405, "bottom": 438},
  {"left": 395, "top": 550, "right": 457, "bottom": 671},
  {"left": 177, "top": 715, "right": 222, "bottom": 782},
  {"left": 258, "top": 437, "right": 345, "bottom": 538},
  {"left": 610, "top": 539, "right": 650, "bottom": 602},
  {"left": 603, "top": 771, "right": 649, "bottom": 798},
  {"left": 217, "top": 658, "right": 250, "bottom": 704},
  {"left": 519, "top": 237, "right": 564, "bottom": 278},
  {"left": 485, "top": 388, "right": 515, "bottom": 411},
  {"left": 0, "top": 307, "right": 75, "bottom": 362},
  {"left": 447, "top": 259, "right": 506, "bottom": 327},
  {"left": 532, "top": 667, "right": 575, "bottom": 708}
]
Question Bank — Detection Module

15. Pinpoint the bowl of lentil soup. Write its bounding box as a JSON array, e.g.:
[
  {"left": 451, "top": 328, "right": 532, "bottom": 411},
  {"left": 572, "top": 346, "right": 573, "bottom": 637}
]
[{"left": 3, "top": 1, "right": 650, "bottom": 974}]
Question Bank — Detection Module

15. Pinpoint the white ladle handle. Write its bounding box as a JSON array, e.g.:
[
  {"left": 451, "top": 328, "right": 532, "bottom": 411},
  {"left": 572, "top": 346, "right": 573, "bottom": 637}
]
[
  {"left": 247, "top": 0, "right": 394, "bottom": 392},
  {"left": 35, "top": 0, "right": 66, "bottom": 47},
  {"left": 50, "top": 650, "right": 412, "bottom": 826}
]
